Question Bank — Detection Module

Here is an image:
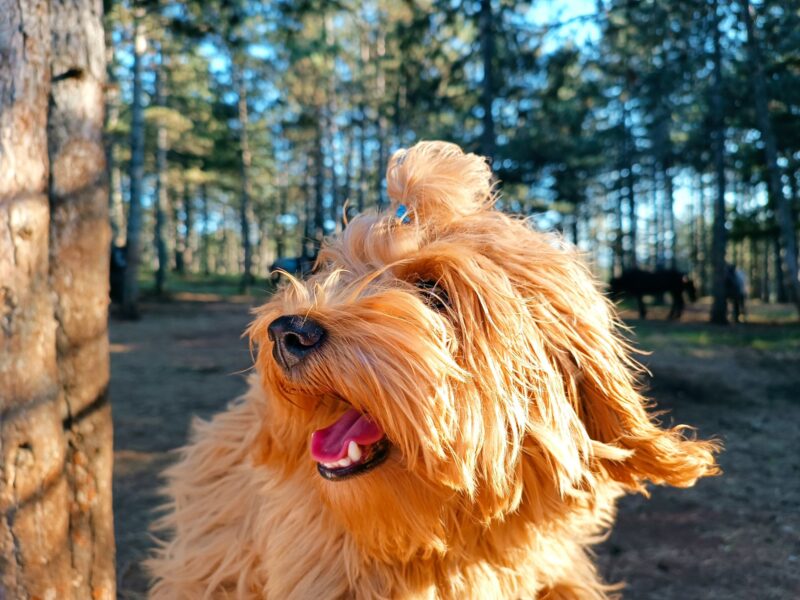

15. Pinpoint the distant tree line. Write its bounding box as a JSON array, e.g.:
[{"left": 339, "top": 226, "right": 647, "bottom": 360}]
[{"left": 106, "top": 0, "right": 800, "bottom": 323}]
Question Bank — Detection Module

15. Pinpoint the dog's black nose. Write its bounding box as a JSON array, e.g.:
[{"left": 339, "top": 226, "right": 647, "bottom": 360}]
[{"left": 267, "top": 315, "right": 327, "bottom": 371}]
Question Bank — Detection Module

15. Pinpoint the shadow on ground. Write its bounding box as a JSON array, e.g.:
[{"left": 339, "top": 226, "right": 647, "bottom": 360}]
[{"left": 111, "top": 297, "right": 800, "bottom": 598}]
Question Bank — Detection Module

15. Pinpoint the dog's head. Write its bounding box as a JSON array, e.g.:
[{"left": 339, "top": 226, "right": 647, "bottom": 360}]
[{"left": 249, "top": 141, "right": 718, "bottom": 561}]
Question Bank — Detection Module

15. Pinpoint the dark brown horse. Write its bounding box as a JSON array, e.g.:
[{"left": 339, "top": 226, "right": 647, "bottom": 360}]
[{"left": 609, "top": 268, "right": 697, "bottom": 320}]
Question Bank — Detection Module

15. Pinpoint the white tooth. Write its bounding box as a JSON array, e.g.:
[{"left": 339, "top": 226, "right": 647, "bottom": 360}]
[
  {"left": 348, "top": 441, "right": 362, "bottom": 462},
  {"left": 338, "top": 457, "right": 352, "bottom": 468}
]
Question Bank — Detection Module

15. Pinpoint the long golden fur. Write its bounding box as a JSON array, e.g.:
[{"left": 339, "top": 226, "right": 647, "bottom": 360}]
[{"left": 148, "top": 141, "right": 719, "bottom": 599}]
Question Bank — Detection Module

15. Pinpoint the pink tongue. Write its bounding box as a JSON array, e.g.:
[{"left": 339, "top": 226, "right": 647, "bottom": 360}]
[{"left": 310, "top": 408, "right": 384, "bottom": 462}]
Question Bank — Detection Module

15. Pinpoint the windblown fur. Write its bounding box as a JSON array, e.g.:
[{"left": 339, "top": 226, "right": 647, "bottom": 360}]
[{"left": 148, "top": 141, "right": 719, "bottom": 599}]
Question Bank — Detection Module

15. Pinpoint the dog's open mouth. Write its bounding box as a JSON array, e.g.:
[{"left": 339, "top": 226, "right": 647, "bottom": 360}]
[{"left": 310, "top": 408, "right": 389, "bottom": 481}]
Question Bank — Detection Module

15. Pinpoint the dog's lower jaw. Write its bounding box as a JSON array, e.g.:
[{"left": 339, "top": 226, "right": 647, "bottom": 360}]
[{"left": 148, "top": 383, "right": 624, "bottom": 600}]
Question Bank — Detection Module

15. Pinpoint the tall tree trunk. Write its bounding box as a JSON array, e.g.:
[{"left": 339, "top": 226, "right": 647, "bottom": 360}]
[
  {"left": 1, "top": 0, "right": 115, "bottom": 597},
  {"left": 652, "top": 164, "right": 662, "bottom": 268},
  {"left": 709, "top": 0, "right": 729, "bottom": 324},
  {"left": 104, "top": 26, "right": 124, "bottom": 247},
  {"left": 479, "top": 0, "right": 496, "bottom": 163},
  {"left": 761, "top": 235, "right": 770, "bottom": 302},
  {"left": 664, "top": 162, "right": 677, "bottom": 269},
  {"left": 182, "top": 178, "right": 195, "bottom": 272},
  {"left": 358, "top": 111, "right": 367, "bottom": 213},
  {"left": 172, "top": 187, "right": 185, "bottom": 274},
  {"left": 276, "top": 172, "right": 287, "bottom": 260},
  {"left": 303, "top": 154, "right": 315, "bottom": 259},
  {"left": 374, "top": 29, "right": 387, "bottom": 209},
  {"left": 739, "top": 0, "right": 800, "bottom": 313},
  {"left": 121, "top": 7, "right": 146, "bottom": 318},
  {"left": 621, "top": 101, "right": 637, "bottom": 267},
  {"left": 614, "top": 190, "right": 624, "bottom": 277},
  {"left": 314, "top": 117, "right": 326, "bottom": 252},
  {"left": 773, "top": 234, "right": 787, "bottom": 302},
  {"left": 235, "top": 62, "right": 254, "bottom": 289},
  {"left": 342, "top": 126, "right": 353, "bottom": 227},
  {"left": 357, "top": 28, "right": 368, "bottom": 214},
  {"left": 201, "top": 184, "right": 210, "bottom": 275},
  {"left": 154, "top": 54, "right": 169, "bottom": 296}
]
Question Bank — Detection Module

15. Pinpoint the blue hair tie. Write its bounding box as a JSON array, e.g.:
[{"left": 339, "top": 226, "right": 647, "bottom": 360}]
[{"left": 395, "top": 204, "right": 412, "bottom": 224}]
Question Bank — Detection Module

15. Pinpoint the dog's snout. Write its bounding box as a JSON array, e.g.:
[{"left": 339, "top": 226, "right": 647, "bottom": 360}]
[{"left": 267, "top": 315, "right": 327, "bottom": 371}]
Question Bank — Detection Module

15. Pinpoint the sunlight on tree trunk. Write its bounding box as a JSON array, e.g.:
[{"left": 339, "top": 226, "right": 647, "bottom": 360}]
[{"left": 0, "top": 0, "right": 115, "bottom": 596}]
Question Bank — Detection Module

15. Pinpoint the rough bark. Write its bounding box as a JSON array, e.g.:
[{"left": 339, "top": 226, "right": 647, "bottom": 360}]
[
  {"left": 121, "top": 7, "right": 146, "bottom": 318},
  {"left": 739, "top": 0, "right": 800, "bottom": 313},
  {"left": 0, "top": 0, "right": 115, "bottom": 598},
  {"left": 709, "top": 0, "right": 729, "bottom": 325}
]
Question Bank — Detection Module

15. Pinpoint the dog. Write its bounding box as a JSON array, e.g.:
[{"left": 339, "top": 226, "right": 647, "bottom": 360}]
[{"left": 148, "top": 142, "right": 719, "bottom": 599}]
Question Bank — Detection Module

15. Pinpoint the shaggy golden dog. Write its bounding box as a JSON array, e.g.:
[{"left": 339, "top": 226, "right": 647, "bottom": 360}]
[{"left": 148, "top": 142, "right": 719, "bottom": 599}]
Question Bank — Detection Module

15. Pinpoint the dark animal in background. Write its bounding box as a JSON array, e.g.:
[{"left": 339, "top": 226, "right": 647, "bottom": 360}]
[
  {"left": 725, "top": 264, "right": 747, "bottom": 323},
  {"left": 609, "top": 268, "right": 697, "bottom": 320},
  {"left": 269, "top": 256, "right": 315, "bottom": 284},
  {"left": 110, "top": 245, "right": 126, "bottom": 304}
]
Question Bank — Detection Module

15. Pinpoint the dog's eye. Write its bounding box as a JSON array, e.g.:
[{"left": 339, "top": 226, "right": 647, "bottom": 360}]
[{"left": 415, "top": 279, "right": 450, "bottom": 311}]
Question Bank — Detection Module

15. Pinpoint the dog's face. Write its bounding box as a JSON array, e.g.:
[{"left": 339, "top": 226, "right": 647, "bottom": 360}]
[{"left": 249, "top": 142, "right": 717, "bottom": 562}]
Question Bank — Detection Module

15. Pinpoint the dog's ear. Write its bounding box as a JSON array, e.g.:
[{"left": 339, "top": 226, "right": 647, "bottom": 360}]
[
  {"left": 386, "top": 141, "right": 494, "bottom": 224},
  {"left": 508, "top": 238, "right": 720, "bottom": 495},
  {"left": 567, "top": 300, "right": 720, "bottom": 493}
]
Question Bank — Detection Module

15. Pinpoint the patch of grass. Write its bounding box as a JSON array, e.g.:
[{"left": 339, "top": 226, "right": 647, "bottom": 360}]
[
  {"left": 137, "top": 270, "right": 276, "bottom": 299},
  {"left": 626, "top": 320, "right": 800, "bottom": 353}
]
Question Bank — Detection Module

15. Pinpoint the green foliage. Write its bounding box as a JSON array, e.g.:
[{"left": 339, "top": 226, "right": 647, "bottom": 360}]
[{"left": 106, "top": 0, "right": 800, "bottom": 307}]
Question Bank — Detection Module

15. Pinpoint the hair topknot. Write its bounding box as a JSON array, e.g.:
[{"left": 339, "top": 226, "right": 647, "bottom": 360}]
[{"left": 386, "top": 141, "right": 495, "bottom": 223}]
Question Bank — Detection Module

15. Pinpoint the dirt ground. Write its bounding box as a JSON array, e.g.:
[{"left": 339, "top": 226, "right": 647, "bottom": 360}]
[{"left": 111, "top": 297, "right": 800, "bottom": 599}]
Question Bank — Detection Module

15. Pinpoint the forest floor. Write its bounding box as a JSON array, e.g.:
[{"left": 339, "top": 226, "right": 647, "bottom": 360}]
[{"left": 110, "top": 293, "right": 800, "bottom": 599}]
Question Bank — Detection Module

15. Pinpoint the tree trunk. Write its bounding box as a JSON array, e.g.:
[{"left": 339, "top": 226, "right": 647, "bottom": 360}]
[
  {"left": 479, "top": 0, "right": 496, "bottom": 163},
  {"left": 201, "top": 184, "right": 210, "bottom": 275},
  {"left": 621, "top": 102, "right": 637, "bottom": 267},
  {"left": 342, "top": 126, "right": 353, "bottom": 227},
  {"left": 182, "top": 178, "right": 195, "bottom": 272},
  {"left": 104, "top": 26, "right": 124, "bottom": 247},
  {"left": 664, "top": 164, "right": 677, "bottom": 269},
  {"left": 774, "top": 234, "right": 787, "bottom": 302},
  {"left": 613, "top": 190, "right": 624, "bottom": 277},
  {"left": 314, "top": 118, "right": 326, "bottom": 252},
  {"left": 172, "top": 187, "right": 185, "bottom": 274},
  {"left": 739, "top": 0, "right": 800, "bottom": 313},
  {"left": 235, "top": 62, "right": 254, "bottom": 289},
  {"left": 154, "top": 55, "right": 169, "bottom": 296},
  {"left": 276, "top": 174, "right": 287, "bottom": 260},
  {"left": 652, "top": 164, "right": 662, "bottom": 268},
  {"left": 303, "top": 154, "right": 315, "bottom": 259},
  {"left": 121, "top": 7, "right": 146, "bottom": 318},
  {"left": 709, "top": 0, "right": 729, "bottom": 325},
  {"left": 374, "top": 29, "right": 387, "bottom": 209},
  {"left": 1, "top": 1, "right": 115, "bottom": 597},
  {"left": 358, "top": 110, "right": 367, "bottom": 213}
]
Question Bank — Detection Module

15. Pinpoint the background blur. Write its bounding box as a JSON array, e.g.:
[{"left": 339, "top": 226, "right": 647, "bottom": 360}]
[
  {"left": 107, "top": 2, "right": 799, "bottom": 598},
  {"left": 105, "top": 0, "right": 800, "bottom": 313},
  {"left": 0, "top": 1, "right": 797, "bottom": 599}
]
